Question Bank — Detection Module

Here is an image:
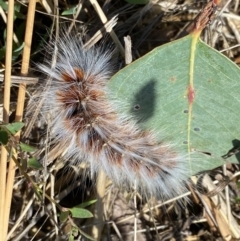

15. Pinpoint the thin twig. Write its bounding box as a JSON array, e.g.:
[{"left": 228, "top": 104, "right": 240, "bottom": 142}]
[
  {"left": 0, "top": 74, "right": 38, "bottom": 84},
  {"left": 223, "top": 165, "right": 231, "bottom": 225},
  {"left": 67, "top": 0, "right": 84, "bottom": 34},
  {"left": 89, "top": 0, "right": 125, "bottom": 57},
  {"left": 91, "top": 169, "right": 107, "bottom": 240},
  {"left": 7, "top": 194, "right": 35, "bottom": 239},
  {"left": 83, "top": 15, "right": 118, "bottom": 49},
  {"left": 124, "top": 35, "right": 132, "bottom": 65}
]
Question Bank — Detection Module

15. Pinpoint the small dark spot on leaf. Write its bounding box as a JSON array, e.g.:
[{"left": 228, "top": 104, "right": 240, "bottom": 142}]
[
  {"left": 183, "top": 141, "right": 188, "bottom": 145},
  {"left": 183, "top": 110, "right": 188, "bottom": 114},
  {"left": 133, "top": 104, "right": 140, "bottom": 110},
  {"left": 194, "top": 127, "right": 200, "bottom": 132},
  {"left": 170, "top": 76, "right": 176, "bottom": 82},
  {"left": 208, "top": 79, "right": 213, "bottom": 83}
]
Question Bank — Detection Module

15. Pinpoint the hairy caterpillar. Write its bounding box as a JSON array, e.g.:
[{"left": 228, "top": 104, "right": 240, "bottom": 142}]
[{"left": 27, "top": 31, "right": 188, "bottom": 200}]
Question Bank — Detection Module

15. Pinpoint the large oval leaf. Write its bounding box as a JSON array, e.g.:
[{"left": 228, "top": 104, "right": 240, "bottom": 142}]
[{"left": 108, "top": 34, "right": 240, "bottom": 175}]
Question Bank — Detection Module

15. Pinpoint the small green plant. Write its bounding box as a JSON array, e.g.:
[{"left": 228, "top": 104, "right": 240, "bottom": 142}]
[{"left": 0, "top": 122, "right": 96, "bottom": 240}]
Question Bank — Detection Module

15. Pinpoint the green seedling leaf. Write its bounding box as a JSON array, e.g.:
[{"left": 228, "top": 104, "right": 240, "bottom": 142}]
[
  {"left": 20, "top": 142, "right": 36, "bottom": 152},
  {"left": 108, "top": 34, "right": 240, "bottom": 176},
  {"left": 59, "top": 210, "right": 69, "bottom": 222},
  {"left": 0, "top": 130, "right": 9, "bottom": 145},
  {"left": 69, "top": 234, "right": 74, "bottom": 241},
  {"left": 12, "top": 2, "right": 25, "bottom": 19},
  {"left": 61, "top": 6, "right": 77, "bottom": 15},
  {"left": 0, "top": 0, "right": 25, "bottom": 19},
  {"left": 72, "top": 226, "right": 78, "bottom": 236},
  {"left": 5, "top": 122, "right": 24, "bottom": 135},
  {"left": 76, "top": 199, "right": 97, "bottom": 208},
  {"left": 0, "top": 0, "right": 8, "bottom": 10},
  {"left": 70, "top": 206, "right": 93, "bottom": 219},
  {"left": 70, "top": 226, "right": 78, "bottom": 240},
  {"left": 28, "top": 158, "right": 43, "bottom": 169}
]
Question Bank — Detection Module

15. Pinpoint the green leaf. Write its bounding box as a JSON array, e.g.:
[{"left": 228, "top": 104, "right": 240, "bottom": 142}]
[
  {"left": 125, "top": 0, "right": 149, "bottom": 4},
  {"left": 0, "top": 130, "right": 8, "bottom": 145},
  {"left": 108, "top": 34, "right": 240, "bottom": 176},
  {"left": 0, "top": 0, "right": 25, "bottom": 19},
  {"left": 59, "top": 210, "right": 69, "bottom": 222},
  {"left": 5, "top": 122, "right": 24, "bottom": 135},
  {"left": 0, "top": 0, "right": 8, "bottom": 10},
  {"left": 61, "top": 6, "right": 77, "bottom": 15},
  {"left": 71, "top": 226, "right": 78, "bottom": 237},
  {"left": 12, "top": 3, "right": 25, "bottom": 19},
  {"left": 75, "top": 199, "right": 97, "bottom": 208},
  {"left": 20, "top": 142, "right": 36, "bottom": 152},
  {"left": 28, "top": 158, "right": 43, "bottom": 169},
  {"left": 69, "top": 234, "right": 74, "bottom": 241},
  {"left": 69, "top": 206, "right": 93, "bottom": 219}
]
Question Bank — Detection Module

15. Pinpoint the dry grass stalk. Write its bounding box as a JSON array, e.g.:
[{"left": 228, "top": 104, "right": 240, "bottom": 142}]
[{"left": 0, "top": 0, "right": 14, "bottom": 239}]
